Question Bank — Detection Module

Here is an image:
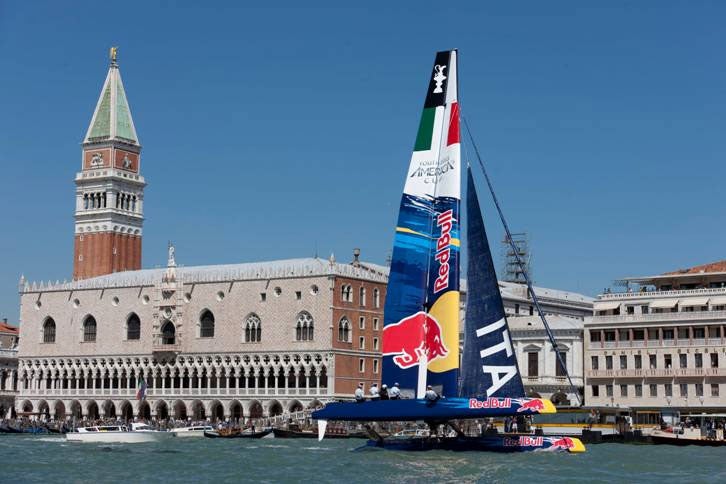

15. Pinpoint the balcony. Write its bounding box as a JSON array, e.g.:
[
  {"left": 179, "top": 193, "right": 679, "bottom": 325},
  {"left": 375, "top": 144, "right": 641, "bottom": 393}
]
[
  {"left": 599, "top": 287, "right": 726, "bottom": 301},
  {"left": 592, "top": 309, "right": 726, "bottom": 324},
  {"left": 152, "top": 342, "right": 182, "bottom": 354},
  {"left": 588, "top": 367, "right": 726, "bottom": 379},
  {"left": 589, "top": 338, "right": 723, "bottom": 350}
]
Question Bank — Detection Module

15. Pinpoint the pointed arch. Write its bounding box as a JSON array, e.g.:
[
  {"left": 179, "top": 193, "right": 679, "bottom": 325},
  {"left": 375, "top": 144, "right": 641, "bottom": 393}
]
[
  {"left": 82, "top": 315, "right": 97, "bottom": 342},
  {"left": 338, "top": 316, "right": 351, "bottom": 343},
  {"left": 161, "top": 320, "right": 176, "bottom": 345},
  {"left": 126, "top": 313, "right": 141, "bottom": 340},
  {"left": 42, "top": 317, "right": 56, "bottom": 343},
  {"left": 200, "top": 309, "right": 215, "bottom": 338},
  {"left": 296, "top": 311, "right": 314, "bottom": 342},
  {"left": 244, "top": 313, "right": 262, "bottom": 343}
]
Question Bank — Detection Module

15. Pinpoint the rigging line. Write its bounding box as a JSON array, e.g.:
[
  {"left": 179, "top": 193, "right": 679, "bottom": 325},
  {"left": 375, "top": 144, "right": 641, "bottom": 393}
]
[{"left": 461, "top": 115, "right": 582, "bottom": 406}]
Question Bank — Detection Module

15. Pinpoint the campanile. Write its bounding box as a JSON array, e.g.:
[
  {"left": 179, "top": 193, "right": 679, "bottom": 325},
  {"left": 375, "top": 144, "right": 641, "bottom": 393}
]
[{"left": 73, "top": 48, "right": 146, "bottom": 280}]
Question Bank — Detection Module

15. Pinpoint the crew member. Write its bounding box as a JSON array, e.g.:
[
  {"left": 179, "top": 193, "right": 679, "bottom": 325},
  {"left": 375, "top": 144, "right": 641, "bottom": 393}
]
[
  {"left": 379, "top": 384, "right": 389, "bottom": 400},
  {"left": 389, "top": 383, "right": 401, "bottom": 400},
  {"left": 369, "top": 383, "right": 380, "bottom": 399},
  {"left": 424, "top": 385, "right": 439, "bottom": 403},
  {"left": 354, "top": 383, "right": 365, "bottom": 403}
]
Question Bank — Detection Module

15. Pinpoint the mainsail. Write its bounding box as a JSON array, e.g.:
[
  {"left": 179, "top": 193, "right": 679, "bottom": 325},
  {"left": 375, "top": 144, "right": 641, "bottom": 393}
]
[
  {"left": 459, "top": 168, "right": 525, "bottom": 398},
  {"left": 382, "top": 50, "right": 461, "bottom": 398}
]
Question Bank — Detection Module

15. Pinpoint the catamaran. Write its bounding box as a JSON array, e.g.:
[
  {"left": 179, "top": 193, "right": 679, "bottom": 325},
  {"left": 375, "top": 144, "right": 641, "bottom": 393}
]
[{"left": 312, "top": 50, "right": 585, "bottom": 453}]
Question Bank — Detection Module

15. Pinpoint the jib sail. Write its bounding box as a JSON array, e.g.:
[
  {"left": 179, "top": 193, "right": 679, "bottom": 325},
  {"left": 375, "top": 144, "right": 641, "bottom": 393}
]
[{"left": 382, "top": 50, "right": 461, "bottom": 398}]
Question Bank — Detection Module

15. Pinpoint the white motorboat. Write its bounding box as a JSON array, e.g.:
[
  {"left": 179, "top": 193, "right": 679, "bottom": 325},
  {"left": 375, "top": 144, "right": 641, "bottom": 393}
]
[
  {"left": 169, "top": 425, "right": 213, "bottom": 438},
  {"left": 65, "top": 422, "right": 174, "bottom": 443}
]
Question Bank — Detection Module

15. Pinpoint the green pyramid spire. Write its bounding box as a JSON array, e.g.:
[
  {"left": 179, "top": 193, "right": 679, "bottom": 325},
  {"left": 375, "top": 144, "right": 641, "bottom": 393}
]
[{"left": 84, "top": 51, "right": 139, "bottom": 145}]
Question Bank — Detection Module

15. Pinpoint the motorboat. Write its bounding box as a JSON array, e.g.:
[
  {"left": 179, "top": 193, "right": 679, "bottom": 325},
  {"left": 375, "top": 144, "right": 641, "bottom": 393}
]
[
  {"left": 169, "top": 425, "right": 213, "bottom": 438},
  {"left": 203, "top": 427, "right": 273, "bottom": 439},
  {"left": 65, "top": 422, "right": 174, "bottom": 443}
]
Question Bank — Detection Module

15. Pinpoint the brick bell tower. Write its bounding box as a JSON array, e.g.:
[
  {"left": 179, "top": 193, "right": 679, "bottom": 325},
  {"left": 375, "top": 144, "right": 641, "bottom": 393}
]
[{"left": 73, "top": 47, "right": 146, "bottom": 280}]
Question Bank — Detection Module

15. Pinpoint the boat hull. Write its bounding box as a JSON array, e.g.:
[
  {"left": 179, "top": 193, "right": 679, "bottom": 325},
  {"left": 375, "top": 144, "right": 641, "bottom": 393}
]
[
  {"left": 312, "top": 397, "right": 556, "bottom": 422},
  {"left": 651, "top": 433, "right": 726, "bottom": 447},
  {"left": 366, "top": 434, "right": 585, "bottom": 453},
  {"left": 203, "top": 429, "right": 272, "bottom": 439},
  {"left": 272, "top": 428, "right": 367, "bottom": 439},
  {"left": 65, "top": 431, "right": 173, "bottom": 443},
  {"left": 170, "top": 429, "right": 208, "bottom": 438}
]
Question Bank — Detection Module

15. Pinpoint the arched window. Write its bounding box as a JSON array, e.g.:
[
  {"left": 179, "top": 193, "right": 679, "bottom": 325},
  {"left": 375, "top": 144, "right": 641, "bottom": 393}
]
[
  {"left": 161, "top": 320, "right": 176, "bottom": 345},
  {"left": 83, "top": 194, "right": 89, "bottom": 210},
  {"left": 341, "top": 284, "right": 352, "bottom": 303},
  {"left": 296, "top": 311, "right": 314, "bottom": 342},
  {"left": 245, "top": 314, "right": 261, "bottom": 343},
  {"left": 359, "top": 287, "right": 366, "bottom": 307},
  {"left": 83, "top": 316, "right": 97, "bottom": 342},
  {"left": 43, "top": 318, "right": 56, "bottom": 343},
  {"left": 374, "top": 288, "right": 380, "bottom": 308},
  {"left": 127, "top": 313, "right": 140, "bottom": 340},
  {"left": 200, "top": 310, "right": 215, "bottom": 338},
  {"left": 338, "top": 317, "right": 350, "bottom": 343}
]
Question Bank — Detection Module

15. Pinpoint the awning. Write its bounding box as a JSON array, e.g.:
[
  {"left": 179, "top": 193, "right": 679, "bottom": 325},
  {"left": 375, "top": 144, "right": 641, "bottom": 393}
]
[
  {"left": 680, "top": 297, "right": 710, "bottom": 307},
  {"left": 709, "top": 296, "right": 726, "bottom": 305},
  {"left": 649, "top": 298, "right": 679, "bottom": 309},
  {"left": 594, "top": 301, "right": 621, "bottom": 311}
]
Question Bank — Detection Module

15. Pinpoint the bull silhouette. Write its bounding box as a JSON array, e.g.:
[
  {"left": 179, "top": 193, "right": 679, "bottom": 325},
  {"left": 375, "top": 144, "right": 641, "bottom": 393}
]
[{"left": 382, "top": 312, "right": 448, "bottom": 369}]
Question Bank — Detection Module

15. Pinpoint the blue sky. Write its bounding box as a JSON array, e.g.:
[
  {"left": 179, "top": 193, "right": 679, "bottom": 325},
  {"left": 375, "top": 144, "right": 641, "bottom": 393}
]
[{"left": 1, "top": 1, "right": 725, "bottom": 323}]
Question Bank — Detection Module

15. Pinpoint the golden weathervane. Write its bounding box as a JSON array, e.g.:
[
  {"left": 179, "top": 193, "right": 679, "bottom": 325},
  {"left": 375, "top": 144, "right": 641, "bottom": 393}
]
[{"left": 109, "top": 46, "right": 118, "bottom": 63}]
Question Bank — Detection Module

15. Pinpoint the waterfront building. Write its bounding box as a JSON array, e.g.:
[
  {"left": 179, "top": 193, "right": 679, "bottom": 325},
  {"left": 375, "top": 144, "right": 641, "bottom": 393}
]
[
  {"left": 0, "top": 319, "right": 19, "bottom": 418},
  {"left": 585, "top": 261, "right": 726, "bottom": 424}
]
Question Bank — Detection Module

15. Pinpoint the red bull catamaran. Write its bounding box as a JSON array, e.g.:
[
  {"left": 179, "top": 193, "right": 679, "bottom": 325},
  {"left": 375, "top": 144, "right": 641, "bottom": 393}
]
[{"left": 312, "top": 50, "right": 585, "bottom": 454}]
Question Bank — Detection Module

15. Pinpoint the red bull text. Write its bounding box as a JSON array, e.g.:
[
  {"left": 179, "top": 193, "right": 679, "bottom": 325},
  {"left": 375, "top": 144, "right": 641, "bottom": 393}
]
[
  {"left": 382, "top": 312, "right": 448, "bottom": 369},
  {"left": 503, "top": 436, "right": 544, "bottom": 447},
  {"left": 433, "top": 209, "right": 454, "bottom": 293},
  {"left": 467, "top": 398, "right": 512, "bottom": 409}
]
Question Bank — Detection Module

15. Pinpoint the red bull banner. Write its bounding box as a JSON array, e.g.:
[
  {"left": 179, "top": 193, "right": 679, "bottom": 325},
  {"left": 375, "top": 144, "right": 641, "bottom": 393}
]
[{"left": 382, "top": 50, "right": 460, "bottom": 398}]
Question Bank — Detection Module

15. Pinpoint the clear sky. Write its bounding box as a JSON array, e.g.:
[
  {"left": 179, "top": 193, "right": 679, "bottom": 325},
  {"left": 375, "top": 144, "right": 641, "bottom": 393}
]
[{"left": 1, "top": 1, "right": 725, "bottom": 324}]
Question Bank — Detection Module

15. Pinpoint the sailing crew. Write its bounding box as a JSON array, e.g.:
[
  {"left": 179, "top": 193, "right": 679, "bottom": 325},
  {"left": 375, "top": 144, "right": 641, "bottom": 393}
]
[
  {"left": 355, "top": 383, "right": 365, "bottom": 403},
  {"left": 389, "top": 383, "right": 401, "bottom": 400},
  {"left": 424, "top": 385, "right": 439, "bottom": 403},
  {"left": 379, "top": 384, "right": 389, "bottom": 400},
  {"left": 369, "top": 383, "right": 380, "bottom": 399}
]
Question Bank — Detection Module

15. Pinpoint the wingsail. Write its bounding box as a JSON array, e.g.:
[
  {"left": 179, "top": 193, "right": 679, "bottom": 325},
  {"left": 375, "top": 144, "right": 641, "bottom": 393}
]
[
  {"left": 459, "top": 167, "right": 525, "bottom": 398},
  {"left": 382, "top": 50, "right": 461, "bottom": 398}
]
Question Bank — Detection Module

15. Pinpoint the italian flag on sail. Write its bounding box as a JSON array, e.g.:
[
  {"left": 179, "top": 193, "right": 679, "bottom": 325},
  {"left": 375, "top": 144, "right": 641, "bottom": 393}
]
[{"left": 136, "top": 376, "right": 147, "bottom": 400}]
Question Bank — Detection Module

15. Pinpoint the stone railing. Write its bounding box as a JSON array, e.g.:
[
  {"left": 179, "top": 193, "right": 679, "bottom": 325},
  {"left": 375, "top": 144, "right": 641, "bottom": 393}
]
[
  {"left": 19, "top": 387, "right": 330, "bottom": 399},
  {"left": 588, "top": 367, "right": 726, "bottom": 379},
  {"left": 589, "top": 338, "right": 723, "bottom": 350},
  {"left": 599, "top": 287, "right": 726, "bottom": 301},
  {"left": 592, "top": 310, "right": 726, "bottom": 324}
]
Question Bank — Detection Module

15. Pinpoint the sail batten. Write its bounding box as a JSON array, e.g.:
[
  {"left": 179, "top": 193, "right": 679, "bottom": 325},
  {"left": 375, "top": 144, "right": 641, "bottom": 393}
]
[{"left": 382, "top": 50, "right": 461, "bottom": 398}]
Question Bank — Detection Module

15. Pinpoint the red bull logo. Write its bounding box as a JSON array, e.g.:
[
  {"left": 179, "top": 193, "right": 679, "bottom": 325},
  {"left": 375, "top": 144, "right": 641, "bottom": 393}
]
[
  {"left": 504, "top": 436, "right": 544, "bottom": 447},
  {"left": 516, "top": 399, "right": 546, "bottom": 413},
  {"left": 549, "top": 437, "right": 576, "bottom": 450},
  {"left": 467, "top": 398, "right": 511, "bottom": 409},
  {"left": 382, "top": 312, "right": 448, "bottom": 369}
]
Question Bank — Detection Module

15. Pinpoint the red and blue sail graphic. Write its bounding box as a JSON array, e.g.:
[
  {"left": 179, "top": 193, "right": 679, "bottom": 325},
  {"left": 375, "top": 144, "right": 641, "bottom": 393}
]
[{"left": 382, "top": 50, "right": 461, "bottom": 398}]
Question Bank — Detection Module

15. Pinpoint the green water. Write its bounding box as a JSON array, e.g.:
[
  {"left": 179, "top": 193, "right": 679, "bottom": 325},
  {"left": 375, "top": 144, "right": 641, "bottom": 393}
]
[{"left": 1, "top": 435, "right": 721, "bottom": 483}]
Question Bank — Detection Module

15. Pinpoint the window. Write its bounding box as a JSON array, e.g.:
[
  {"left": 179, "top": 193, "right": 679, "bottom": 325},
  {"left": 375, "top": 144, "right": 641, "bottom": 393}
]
[
  {"left": 358, "top": 359, "right": 365, "bottom": 373},
  {"left": 555, "top": 351, "right": 567, "bottom": 377},
  {"left": 359, "top": 317, "right": 365, "bottom": 330},
  {"left": 591, "top": 385, "right": 600, "bottom": 397},
  {"left": 373, "top": 359, "right": 379, "bottom": 374},
  {"left": 260, "top": 292, "right": 266, "bottom": 302},
  {"left": 649, "top": 384, "right": 657, "bottom": 397},
  {"left": 341, "top": 284, "right": 353, "bottom": 303},
  {"left": 635, "top": 384, "right": 642, "bottom": 397},
  {"left": 605, "top": 355, "right": 613, "bottom": 370},
  {"left": 678, "top": 328, "right": 689, "bottom": 340},
  {"left": 664, "top": 354, "right": 672, "bottom": 369},
  {"left": 83, "top": 316, "right": 97, "bottom": 342},
  {"left": 693, "top": 327, "right": 705, "bottom": 338},
  {"left": 528, "top": 352, "right": 539, "bottom": 377},
  {"left": 649, "top": 354, "right": 657, "bottom": 369},
  {"left": 619, "top": 355, "right": 627, "bottom": 370},
  {"left": 711, "top": 353, "right": 719, "bottom": 368},
  {"left": 43, "top": 318, "right": 56, "bottom": 343},
  {"left": 591, "top": 356, "right": 599, "bottom": 370},
  {"left": 604, "top": 331, "right": 616, "bottom": 341},
  {"left": 529, "top": 306, "right": 534, "bottom": 316},
  {"left": 679, "top": 383, "right": 688, "bottom": 397},
  {"left": 515, "top": 304, "right": 520, "bottom": 314},
  {"left": 663, "top": 329, "right": 674, "bottom": 340},
  {"left": 679, "top": 354, "right": 687, "bottom": 369},
  {"left": 606, "top": 385, "right": 613, "bottom": 397},
  {"left": 696, "top": 383, "right": 704, "bottom": 397},
  {"left": 359, "top": 336, "right": 365, "bottom": 350},
  {"left": 633, "top": 329, "right": 644, "bottom": 341},
  {"left": 296, "top": 311, "right": 314, "bottom": 341},
  {"left": 338, "top": 317, "right": 351, "bottom": 342},
  {"left": 200, "top": 310, "right": 215, "bottom": 338},
  {"left": 620, "top": 384, "right": 628, "bottom": 397},
  {"left": 373, "top": 337, "right": 379, "bottom": 351},
  {"left": 695, "top": 353, "right": 703, "bottom": 368},
  {"left": 161, "top": 320, "right": 175, "bottom": 345},
  {"left": 373, "top": 288, "right": 380, "bottom": 308},
  {"left": 373, "top": 318, "right": 379, "bottom": 331},
  {"left": 126, "top": 313, "right": 140, "bottom": 340},
  {"left": 590, "top": 331, "right": 602, "bottom": 342},
  {"left": 712, "top": 384, "right": 720, "bottom": 397},
  {"left": 359, "top": 287, "right": 366, "bottom": 306},
  {"left": 244, "top": 314, "right": 262, "bottom": 343},
  {"left": 627, "top": 306, "right": 635, "bottom": 314},
  {"left": 647, "top": 328, "right": 658, "bottom": 340},
  {"left": 665, "top": 383, "right": 673, "bottom": 397},
  {"left": 634, "top": 354, "right": 642, "bottom": 369},
  {"left": 618, "top": 330, "right": 629, "bottom": 341},
  {"left": 295, "top": 291, "right": 302, "bottom": 300}
]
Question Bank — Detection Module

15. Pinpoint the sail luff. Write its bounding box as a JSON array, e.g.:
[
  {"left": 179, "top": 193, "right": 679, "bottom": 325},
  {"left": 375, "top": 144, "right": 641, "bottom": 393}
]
[{"left": 459, "top": 167, "right": 525, "bottom": 398}]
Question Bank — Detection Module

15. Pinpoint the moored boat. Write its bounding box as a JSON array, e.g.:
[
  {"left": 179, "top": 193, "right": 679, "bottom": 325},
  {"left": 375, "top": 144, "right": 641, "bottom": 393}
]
[
  {"left": 273, "top": 425, "right": 367, "bottom": 439},
  {"left": 650, "top": 428, "right": 726, "bottom": 446},
  {"left": 169, "top": 425, "right": 213, "bottom": 438},
  {"left": 65, "top": 422, "right": 173, "bottom": 443},
  {"left": 203, "top": 428, "right": 272, "bottom": 439}
]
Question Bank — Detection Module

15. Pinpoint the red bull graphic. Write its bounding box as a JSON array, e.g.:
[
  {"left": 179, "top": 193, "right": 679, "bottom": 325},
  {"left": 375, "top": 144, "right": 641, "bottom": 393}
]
[
  {"left": 433, "top": 209, "right": 454, "bottom": 293},
  {"left": 503, "top": 436, "right": 544, "bottom": 447},
  {"left": 382, "top": 312, "right": 448, "bottom": 369},
  {"left": 467, "top": 398, "right": 512, "bottom": 409},
  {"left": 516, "top": 399, "right": 546, "bottom": 413}
]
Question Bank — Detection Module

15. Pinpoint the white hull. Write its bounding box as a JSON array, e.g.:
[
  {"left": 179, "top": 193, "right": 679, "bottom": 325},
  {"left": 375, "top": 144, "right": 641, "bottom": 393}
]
[
  {"left": 170, "top": 429, "right": 208, "bottom": 438},
  {"left": 66, "top": 431, "right": 173, "bottom": 443}
]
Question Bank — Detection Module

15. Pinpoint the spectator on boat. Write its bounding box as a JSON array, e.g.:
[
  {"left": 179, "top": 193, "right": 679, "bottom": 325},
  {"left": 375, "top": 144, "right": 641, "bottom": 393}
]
[
  {"left": 424, "top": 385, "right": 439, "bottom": 403},
  {"left": 379, "top": 384, "right": 389, "bottom": 400},
  {"left": 389, "top": 383, "right": 401, "bottom": 400},
  {"left": 355, "top": 383, "right": 365, "bottom": 403},
  {"left": 369, "top": 383, "right": 380, "bottom": 399}
]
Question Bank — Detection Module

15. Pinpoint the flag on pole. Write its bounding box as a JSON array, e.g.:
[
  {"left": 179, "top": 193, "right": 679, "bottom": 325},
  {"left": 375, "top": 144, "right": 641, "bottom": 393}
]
[{"left": 136, "top": 377, "right": 147, "bottom": 401}]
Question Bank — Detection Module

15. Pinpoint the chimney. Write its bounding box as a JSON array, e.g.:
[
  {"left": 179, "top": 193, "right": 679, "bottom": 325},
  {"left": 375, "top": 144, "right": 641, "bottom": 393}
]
[{"left": 352, "top": 248, "right": 361, "bottom": 267}]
